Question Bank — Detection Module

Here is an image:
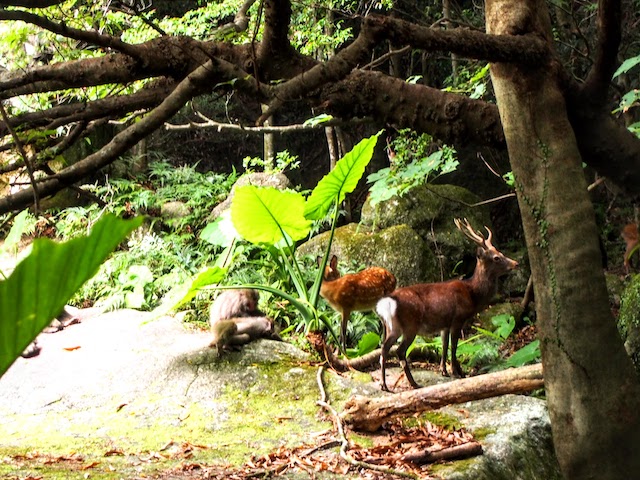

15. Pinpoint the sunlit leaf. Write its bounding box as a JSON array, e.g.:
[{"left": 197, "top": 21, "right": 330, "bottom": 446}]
[
  {"left": 503, "top": 340, "right": 541, "bottom": 368},
  {"left": 231, "top": 186, "right": 311, "bottom": 244},
  {"left": 200, "top": 210, "right": 239, "bottom": 247},
  {"left": 304, "top": 131, "right": 381, "bottom": 220},
  {"left": 152, "top": 266, "right": 228, "bottom": 317},
  {"left": 0, "top": 214, "right": 143, "bottom": 377},
  {"left": 614, "top": 55, "right": 640, "bottom": 78}
]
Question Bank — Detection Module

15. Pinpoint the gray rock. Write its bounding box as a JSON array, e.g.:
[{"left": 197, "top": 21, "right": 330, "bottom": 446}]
[
  {"left": 437, "top": 395, "right": 561, "bottom": 480},
  {"left": 161, "top": 200, "right": 191, "bottom": 219},
  {"left": 0, "top": 309, "right": 558, "bottom": 479}
]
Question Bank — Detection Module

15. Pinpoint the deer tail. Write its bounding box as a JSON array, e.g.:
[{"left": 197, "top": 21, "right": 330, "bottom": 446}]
[{"left": 376, "top": 297, "right": 397, "bottom": 331}]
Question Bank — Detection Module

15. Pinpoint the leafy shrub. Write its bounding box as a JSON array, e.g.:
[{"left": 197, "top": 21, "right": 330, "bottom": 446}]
[{"left": 367, "top": 130, "right": 458, "bottom": 207}]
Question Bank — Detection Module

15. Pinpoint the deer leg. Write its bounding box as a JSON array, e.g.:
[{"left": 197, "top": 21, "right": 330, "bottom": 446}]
[
  {"left": 340, "top": 309, "right": 351, "bottom": 351},
  {"left": 397, "top": 334, "right": 419, "bottom": 389},
  {"left": 440, "top": 329, "right": 450, "bottom": 377},
  {"left": 450, "top": 326, "right": 465, "bottom": 378}
]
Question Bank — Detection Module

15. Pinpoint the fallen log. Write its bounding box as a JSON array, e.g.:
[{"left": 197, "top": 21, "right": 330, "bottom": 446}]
[
  {"left": 399, "top": 441, "right": 483, "bottom": 465},
  {"left": 306, "top": 331, "right": 438, "bottom": 372},
  {"left": 341, "top": 363, "right": 544, "bottom": 432}
]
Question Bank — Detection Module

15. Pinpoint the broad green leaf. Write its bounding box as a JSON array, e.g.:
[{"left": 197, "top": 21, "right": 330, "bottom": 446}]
[
  {"left": 200, "top": 210, "right": 239, "bottom": 247},
  {"left": 491, "top": 314, "right": 516, "bottom": 340},
  {"left": 303, "top": 113, "right": 334, "bottom": 126},
  {"left": 304, "top": 132, "right": 382, "bottom": 220},
  {"left": 351, "top": 331, "right": 380, "bottom": 357},
  {"left": 614, "top": 55, "right": 640, "bottom": 78},
  {"left": 0, "top": 214, "right": 143, "bottom": 377},
  {"left": 231, "top": 186, "right": 311, "bottom": 244},
  {"left": 2, "top": 209, "right": 31, "bottom": 256},
  {"left": 153, "top": 265, "right": 228, "bottom": 317},
  {"left": 503, "top": 340, "right": 541, "bottom": 368}
]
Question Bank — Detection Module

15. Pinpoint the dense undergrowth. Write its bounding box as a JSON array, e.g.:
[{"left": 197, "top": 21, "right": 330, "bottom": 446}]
[{"left": 0, "top": 149, "right": 541, "bottom": 373}]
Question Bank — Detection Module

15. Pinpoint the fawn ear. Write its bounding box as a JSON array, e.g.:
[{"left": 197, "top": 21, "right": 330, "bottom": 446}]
[
  {"left": 330, "top": 255, "right": 338, "bottom": 269},
  {"left": 316, "top": 256, "right": 323, "bottom": 267}
]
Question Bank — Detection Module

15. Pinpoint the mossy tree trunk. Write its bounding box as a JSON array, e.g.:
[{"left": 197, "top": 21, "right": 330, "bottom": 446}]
[{"left": 486, "top": 0, "right": 640, "bottom": 478}]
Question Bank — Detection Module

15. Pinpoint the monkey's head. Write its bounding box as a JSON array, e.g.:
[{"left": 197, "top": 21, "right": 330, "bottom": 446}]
[{"left": 240, "top": 289, "right": 260, "bottom": 311}]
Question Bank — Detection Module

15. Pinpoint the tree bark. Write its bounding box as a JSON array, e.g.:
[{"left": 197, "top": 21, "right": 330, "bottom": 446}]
[
  {"left": 341, "top": 363, "right": 543, "bottom": 432},
  {"left": 486, "top": 1, "right": 640, "bottom": 478}
]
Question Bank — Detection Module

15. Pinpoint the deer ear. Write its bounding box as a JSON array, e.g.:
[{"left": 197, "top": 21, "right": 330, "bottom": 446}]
[
  {"left": 476, "top": 247, "right": 485, "bottom": 258},
  {"left": 330, "top": 255, "right": 338, "bottom": 269},
  {"left": 316, "top": 256, "right": 322, "bottom": 267}
]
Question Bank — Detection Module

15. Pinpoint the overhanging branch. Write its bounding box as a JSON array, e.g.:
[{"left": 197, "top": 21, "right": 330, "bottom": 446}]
[{"left": 0, "top": 60, "right": 219, "bottom": 214}]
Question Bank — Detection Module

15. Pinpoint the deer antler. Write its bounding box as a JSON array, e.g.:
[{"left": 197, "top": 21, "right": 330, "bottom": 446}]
[
  {"left": 484, "top": 226, "right": 494, "bottom": 249},
  {"left": 454, "top": 218, "right": 488, "bottom": 247}
]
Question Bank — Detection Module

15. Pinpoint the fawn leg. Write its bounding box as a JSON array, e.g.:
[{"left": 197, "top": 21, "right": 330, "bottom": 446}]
[{"left": 340, "top": 309, "right": 351, "bottom": 351}]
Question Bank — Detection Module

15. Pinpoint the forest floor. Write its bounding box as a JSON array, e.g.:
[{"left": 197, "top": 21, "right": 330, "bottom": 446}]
[{"left": 0, "top": 307, "right": 552, "bottom": 480}]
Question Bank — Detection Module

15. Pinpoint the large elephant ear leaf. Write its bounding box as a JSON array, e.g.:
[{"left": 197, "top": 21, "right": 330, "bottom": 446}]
[
  {"left": 0, "top": 214, "right": 143, "bottom": 378},
  {"left": 304, "top": 131, "right": 381, "bottom": 220},
  {"left": 231, "top": 185, "right": 311, "bottom": 245}
]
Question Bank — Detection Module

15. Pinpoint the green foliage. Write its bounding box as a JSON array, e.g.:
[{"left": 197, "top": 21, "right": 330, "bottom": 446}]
[
  {"left": 405, "top": 314, "right": 540, "bottom": 372},
  {"left": 242, "top": 150, "right": 301, "bottom": 174},
  {"left": 290, "top": 3, "right": 353, "bottom": 59},
  {"left": 232, "top": 187, "right": 312, "bottom": 244},
  {"left": 170, "top": 132, "right": 382, "bottom": 345},
  {"left": 367, "top": 130, "right": 458, "bottom": 206},
  {"left": 74, "top": 230, "right": 206, "bottom": 311},
  {"left": 1, "top": 210, "right": 36, "bottom": 258},
  {"left": 443, "top": 63, "right": 491, "bottom": 98},
  {"left": 613, "top": 53, "right": 640, "bottom": 138},
  {"left": 36, "top": 158, "right": 236, "bottom": 311},
  {"left": 613, "top": 54, "right": 640, "bottom": 78},
  {"left": 347, "top": 331, "right": 381, "bottom": 358},
  {"left": 0, "top": 214, "right": 142, "bottom": 377}
]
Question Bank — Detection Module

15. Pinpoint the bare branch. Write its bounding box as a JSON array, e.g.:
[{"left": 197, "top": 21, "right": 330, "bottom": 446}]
[
  {"left": 0, "top": 36, "right": 207, "bottom": 99},
  {"left": 0, "top": 102, "right": 40, "bottom": 211},
  {"left": 366, "top": 14, "right": 550, "bottom": 65},
  {"left": 0, "top": 60, "right": 219, "bottom": 214},
  {"left": 165, "top": 113, "right": 372, "bottom": 133},
  {"left": 214, "top": 0, "right": 255, "bottom": 37},
  {"left": 0, "top": 82, "right": 174, "bottom": 136}
]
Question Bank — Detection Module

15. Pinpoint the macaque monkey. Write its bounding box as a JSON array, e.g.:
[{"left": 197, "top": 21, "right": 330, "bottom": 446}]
[
  {"left": 208, "top": 289, "right": 280, "bottom": 354},
  {"left": 209, "top": 289, "right": 263, "bottom": 323},
  {"left": 622, "top": 223, "right": 639, "bottom": 274},
  {"left": 209, "top": 316, "right": 280, "bottom": 351}
]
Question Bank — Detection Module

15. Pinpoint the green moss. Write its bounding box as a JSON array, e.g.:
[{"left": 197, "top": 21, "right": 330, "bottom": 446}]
[
  {"left": 619, "top": 274, "right": 640, "bottom": 339},
  {"left": 417, "top": 411, "right": 464, "bottom": 431},
  {"left": 471, "top": 427, "right": 497, "bottom": 441},
  {"left": 0, "top": 359, "right": 333, "bottom": 477}
]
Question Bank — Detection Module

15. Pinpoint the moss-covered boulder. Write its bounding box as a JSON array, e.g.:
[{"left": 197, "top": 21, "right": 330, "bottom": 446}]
[
  {"left": 605, "top": 272, "right": 626, "bottom": 308},
  {"left": 361, "top": 184, "right": 493, "bottom": 277},
  {"left": 619, "top": 274, "right": 640, "bottom": 374},
  {"left": 298, "top": 223, "right": 437, "bottom": 286},
  {"left": 477, "top": 302, "right": 525, "bottom": 332}
]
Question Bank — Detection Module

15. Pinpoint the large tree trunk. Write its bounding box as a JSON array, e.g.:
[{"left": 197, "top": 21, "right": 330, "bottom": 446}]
[{"left": 485, "top": 1, "right": 640, "bottom": 478}]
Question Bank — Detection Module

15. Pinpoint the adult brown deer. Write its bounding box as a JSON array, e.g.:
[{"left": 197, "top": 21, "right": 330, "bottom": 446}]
[
  {"left": 376, "top": 218, "right": 518, "bottom": 391},
  {"left": 319, "top": 255, "right": 396, "bottom": 350}
]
